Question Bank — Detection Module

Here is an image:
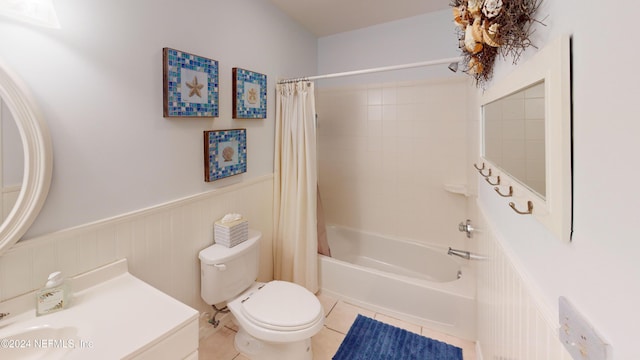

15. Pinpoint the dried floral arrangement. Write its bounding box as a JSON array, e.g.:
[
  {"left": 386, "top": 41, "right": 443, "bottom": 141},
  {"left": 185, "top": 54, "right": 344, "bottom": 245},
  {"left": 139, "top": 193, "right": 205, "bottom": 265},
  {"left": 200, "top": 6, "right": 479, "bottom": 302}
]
[{"left": 451, "top": 0, "right": 544, "bottom": 87}]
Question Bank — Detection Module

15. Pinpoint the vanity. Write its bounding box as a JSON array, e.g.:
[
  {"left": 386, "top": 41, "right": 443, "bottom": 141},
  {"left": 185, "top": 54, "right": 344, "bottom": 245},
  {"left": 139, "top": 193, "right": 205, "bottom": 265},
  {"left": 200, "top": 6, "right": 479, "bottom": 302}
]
[{"left": 0, "top": 259, "right": 199, "bottom": 359}]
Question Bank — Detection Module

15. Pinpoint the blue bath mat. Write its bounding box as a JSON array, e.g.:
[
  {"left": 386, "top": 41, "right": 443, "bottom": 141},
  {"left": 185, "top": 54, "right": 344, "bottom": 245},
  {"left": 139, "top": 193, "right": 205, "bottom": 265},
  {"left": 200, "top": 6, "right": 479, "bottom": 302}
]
[{"left": 332, "top": 315, "right": 463, "bottom": 360}]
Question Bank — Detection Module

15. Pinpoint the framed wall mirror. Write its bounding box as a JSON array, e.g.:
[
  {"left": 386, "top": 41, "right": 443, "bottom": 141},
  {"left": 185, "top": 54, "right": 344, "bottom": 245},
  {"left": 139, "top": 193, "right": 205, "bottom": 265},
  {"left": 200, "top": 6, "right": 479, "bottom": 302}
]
[
  {"left": 480, "top": 35, "right": 572, "bottom": 242},
  {"left": 0, "top": 58, "right": 53, "bottom": 256}
]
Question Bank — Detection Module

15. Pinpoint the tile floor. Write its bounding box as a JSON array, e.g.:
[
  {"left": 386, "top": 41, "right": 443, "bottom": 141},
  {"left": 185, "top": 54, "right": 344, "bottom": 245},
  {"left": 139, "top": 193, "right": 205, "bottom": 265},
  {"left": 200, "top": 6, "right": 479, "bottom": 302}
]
[{"left": 198, "top": 293, "right": 476, "bottom": 360}]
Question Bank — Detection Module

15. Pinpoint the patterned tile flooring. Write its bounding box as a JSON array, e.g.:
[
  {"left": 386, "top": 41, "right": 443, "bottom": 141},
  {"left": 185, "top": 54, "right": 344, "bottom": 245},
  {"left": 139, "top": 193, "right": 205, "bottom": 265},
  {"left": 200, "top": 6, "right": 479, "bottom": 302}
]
[{"left": 198, "top": 293, "right": 476, "bottom": 360}]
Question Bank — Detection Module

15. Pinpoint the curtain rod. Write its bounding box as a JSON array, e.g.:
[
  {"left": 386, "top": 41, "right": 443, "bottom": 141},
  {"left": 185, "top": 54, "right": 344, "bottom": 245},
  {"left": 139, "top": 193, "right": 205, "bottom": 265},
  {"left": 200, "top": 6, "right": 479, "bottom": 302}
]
[{"left": 277, "top": 56, "right": 463, "bottom": 84}]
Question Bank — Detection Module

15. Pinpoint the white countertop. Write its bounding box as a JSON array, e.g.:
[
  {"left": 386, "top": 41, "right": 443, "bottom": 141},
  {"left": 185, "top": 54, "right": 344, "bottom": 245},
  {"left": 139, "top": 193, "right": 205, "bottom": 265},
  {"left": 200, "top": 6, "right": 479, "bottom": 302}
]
[{"left": 0, "top": 259, "right": 199, "bottom": 359}]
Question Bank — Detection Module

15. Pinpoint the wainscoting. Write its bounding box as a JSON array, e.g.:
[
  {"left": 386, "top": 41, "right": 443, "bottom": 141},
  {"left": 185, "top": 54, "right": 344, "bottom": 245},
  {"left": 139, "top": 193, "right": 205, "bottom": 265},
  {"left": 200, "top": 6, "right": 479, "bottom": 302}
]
[
  {"left": 474, "top": 203, "right": 572, "bottom": 360},
  {"left": 0, "top": 175, "right": 274, "bottom": 315}
]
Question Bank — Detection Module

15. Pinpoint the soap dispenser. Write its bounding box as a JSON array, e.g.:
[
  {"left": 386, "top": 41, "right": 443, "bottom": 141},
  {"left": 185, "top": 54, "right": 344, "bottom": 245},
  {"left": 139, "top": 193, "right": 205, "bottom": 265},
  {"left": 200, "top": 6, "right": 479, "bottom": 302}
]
[{"left": 36, "top": 271, "right": 70, "bottom": 316}]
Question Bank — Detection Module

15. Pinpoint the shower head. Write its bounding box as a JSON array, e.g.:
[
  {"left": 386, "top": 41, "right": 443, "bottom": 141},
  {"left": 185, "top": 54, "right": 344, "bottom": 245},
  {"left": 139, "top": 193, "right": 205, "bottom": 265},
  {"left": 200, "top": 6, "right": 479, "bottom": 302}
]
[{"left": 448, "top": 62, "right": 459, "bottom": 73}]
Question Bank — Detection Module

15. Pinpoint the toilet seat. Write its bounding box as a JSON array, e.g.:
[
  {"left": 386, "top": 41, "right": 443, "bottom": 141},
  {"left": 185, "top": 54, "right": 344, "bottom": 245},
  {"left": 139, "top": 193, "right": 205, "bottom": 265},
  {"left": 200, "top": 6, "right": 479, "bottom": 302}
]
[
  {"left": 228, "top": 281, "right": 325, "bottom": 343},
  {"left": 240, "top": 281, "right": 323, "bottom": 331}
]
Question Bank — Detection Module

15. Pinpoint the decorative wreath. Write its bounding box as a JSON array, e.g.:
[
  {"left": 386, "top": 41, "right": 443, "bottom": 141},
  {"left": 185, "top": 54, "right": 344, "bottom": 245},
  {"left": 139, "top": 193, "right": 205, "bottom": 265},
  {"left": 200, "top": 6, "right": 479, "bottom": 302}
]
[{"left": 451, "top": 0, "right": 544, "bottom": 87}]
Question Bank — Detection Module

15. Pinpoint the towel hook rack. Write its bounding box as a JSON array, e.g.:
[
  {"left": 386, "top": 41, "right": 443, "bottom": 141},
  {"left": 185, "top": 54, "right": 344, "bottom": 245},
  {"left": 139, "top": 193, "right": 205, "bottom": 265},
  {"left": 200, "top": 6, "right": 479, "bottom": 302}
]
[
  {"left": 485, "top": 175, "right": 500, "bottom": 186},
  {"left": 509, "top": 201, "right": 533, "bottom": 215},
  {"left": 479, "top": 168, "right": 492, "bottom": 177},
  {"left": 494, "top": 186, "right": 513, "bottom": 197},
  {"left": 473, "top": 162, "right": 485, "bottom": 171}
]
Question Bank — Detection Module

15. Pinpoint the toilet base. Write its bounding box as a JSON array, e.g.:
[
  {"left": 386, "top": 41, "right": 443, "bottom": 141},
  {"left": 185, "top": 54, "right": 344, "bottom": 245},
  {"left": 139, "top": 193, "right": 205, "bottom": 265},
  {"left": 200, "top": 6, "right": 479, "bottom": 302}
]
[{"left": 234, "top": 327, "right": 313, "bottom": 360}]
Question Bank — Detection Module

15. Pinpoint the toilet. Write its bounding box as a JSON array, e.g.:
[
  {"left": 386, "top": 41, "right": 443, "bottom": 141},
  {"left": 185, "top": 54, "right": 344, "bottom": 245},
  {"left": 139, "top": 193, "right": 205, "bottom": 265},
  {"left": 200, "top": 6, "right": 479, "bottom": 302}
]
[{"left": 199, "top": 229, "right": 324, "bottom": 360}]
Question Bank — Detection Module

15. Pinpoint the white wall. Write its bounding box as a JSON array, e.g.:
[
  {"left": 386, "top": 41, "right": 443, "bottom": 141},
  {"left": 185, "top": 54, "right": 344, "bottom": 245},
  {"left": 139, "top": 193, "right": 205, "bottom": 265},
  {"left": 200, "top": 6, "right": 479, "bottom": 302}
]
[
  {"left": 472, "top": 1, "right": 640, "bottom": 358},
  {"left": 317, "top": 9, "right": 461, "bottom": 87},
  {"left": 0, "top": 0, "right": 316, "bottom": 238}
]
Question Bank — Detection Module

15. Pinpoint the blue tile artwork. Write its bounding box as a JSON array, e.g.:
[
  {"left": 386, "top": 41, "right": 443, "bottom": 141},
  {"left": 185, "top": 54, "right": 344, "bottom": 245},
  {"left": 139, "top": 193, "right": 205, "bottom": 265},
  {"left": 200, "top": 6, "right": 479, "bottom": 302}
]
[
  {"left": 163, "top": 48, "right": 219, "bottom": 117},
  {"left": 204, "top": 129, "right": 247, "bottom": 182},
  {"left": 233, "top": 68, "right": 267, "bottom": 119}
]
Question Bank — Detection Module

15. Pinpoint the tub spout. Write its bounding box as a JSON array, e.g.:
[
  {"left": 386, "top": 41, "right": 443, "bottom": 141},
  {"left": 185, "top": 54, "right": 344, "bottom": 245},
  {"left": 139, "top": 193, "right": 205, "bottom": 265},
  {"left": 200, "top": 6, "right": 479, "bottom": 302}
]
[
  {"left": 448, "top": 247, "right": 488, "bottom": 260},
  {"left": 448, "top": 247, "right": 470, "bottom": 260}
]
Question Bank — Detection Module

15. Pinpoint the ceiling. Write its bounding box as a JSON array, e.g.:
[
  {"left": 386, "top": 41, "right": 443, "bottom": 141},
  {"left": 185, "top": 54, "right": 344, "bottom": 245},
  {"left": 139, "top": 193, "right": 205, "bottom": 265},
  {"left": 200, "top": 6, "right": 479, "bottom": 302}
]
[{"left": 269, "top": 0, "right": 452, "bottom": 37}]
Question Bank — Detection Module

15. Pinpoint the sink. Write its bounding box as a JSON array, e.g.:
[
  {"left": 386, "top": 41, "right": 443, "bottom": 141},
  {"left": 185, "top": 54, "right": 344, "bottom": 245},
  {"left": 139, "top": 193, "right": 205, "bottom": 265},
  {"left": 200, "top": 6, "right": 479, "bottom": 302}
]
[
  {"left": 0, "top": 259, "right": 199, "bottom": 359},
  {"left": 1, "top": 325, "right": 79, "bottom": 359}
]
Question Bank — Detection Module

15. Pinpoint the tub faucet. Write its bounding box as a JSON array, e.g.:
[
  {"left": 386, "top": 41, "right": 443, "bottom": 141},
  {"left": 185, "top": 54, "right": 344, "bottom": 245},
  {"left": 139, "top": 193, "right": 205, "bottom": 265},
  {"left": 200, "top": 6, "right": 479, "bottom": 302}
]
[
  {"left": 448, "top": 247, "right": 471, "bottom": 260},
  {"left": 458, "top": 219, "right": 474, "bottom": 238}
]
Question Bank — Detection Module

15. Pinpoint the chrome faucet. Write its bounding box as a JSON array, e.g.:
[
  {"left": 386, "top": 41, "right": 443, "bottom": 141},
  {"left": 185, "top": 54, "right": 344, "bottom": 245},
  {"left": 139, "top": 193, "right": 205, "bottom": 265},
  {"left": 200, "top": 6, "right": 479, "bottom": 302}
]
[
  {"left": 0, "top": 312, "right": 9, "bottom": 320},
  {"left": 448, "top": 247, "right": 471, "bottom": 260}
]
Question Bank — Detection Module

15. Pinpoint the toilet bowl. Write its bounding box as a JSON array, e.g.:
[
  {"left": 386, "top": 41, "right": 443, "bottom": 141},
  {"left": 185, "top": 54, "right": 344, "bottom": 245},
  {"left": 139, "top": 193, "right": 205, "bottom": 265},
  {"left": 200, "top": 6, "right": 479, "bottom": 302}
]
[{"left": 199, "top": 230, "right": 324, "bottom": 360}]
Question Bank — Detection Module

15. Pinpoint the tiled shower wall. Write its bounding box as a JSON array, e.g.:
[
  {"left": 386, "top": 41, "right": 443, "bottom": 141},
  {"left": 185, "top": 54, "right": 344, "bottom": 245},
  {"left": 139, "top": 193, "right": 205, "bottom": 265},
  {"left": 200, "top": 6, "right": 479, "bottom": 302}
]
[
  {"left": 316, "top": 78, "right": 469, "bottom": 248},
  {"left": 474, "top": 203, "right": 572, "bottom": 359},
  {"left": 0, "top": 175, "right": 274, "bottom": 314}
]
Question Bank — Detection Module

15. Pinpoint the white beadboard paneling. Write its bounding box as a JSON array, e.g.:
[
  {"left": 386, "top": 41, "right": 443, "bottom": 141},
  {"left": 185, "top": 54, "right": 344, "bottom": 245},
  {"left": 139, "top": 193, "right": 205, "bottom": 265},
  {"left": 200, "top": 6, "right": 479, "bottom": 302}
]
[
  {"left": 0, "top": 246, "right": 32, "bottom": 298},
  {"left": 0, "top": 175, "right": 274, "bottom": 314},
  {"left": 77, "top": 231, "right": 99, "bottom": 275},
  {"left": 55, "top": 236, "right": 79, "bottom": 282},
  {"left": 475, "top": 203, "right": 571, "bottom": 360},
  {"left": 96, "top": 226, "right": 117, "bottom": 267},
  {"left": 32, "top": 240, "right": 56, "bottom": 289},
  {"left": 115, "top": 222, "right": 133, "bottom": 263}
]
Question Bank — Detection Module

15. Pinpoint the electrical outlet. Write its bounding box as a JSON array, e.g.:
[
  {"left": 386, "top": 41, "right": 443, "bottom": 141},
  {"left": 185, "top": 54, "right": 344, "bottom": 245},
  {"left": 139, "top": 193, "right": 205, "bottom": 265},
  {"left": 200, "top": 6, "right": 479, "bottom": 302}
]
[{"left": 559, "top": 297, "right": 612, "bottom": 360}]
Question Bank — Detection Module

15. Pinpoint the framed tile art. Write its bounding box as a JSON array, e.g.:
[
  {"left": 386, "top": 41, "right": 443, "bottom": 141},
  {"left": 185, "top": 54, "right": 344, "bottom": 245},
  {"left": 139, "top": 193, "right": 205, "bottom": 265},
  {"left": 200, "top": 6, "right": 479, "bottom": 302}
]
[
  {"left": 163, "top": 48, "right": 219, "bottom": 117},
  {"left": 204, "top": 129, "right": 247, "bottom": 182},
  {"left": 232, "top": 68, "right": 267, "bottom": 119}
]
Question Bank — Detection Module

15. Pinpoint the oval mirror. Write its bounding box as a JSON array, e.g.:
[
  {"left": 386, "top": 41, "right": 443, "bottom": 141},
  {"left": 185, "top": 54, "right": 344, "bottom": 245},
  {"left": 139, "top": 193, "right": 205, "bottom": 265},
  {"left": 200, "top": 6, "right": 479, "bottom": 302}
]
[{"left": 0, "top": 58, "right": 53, "bottom": 255}]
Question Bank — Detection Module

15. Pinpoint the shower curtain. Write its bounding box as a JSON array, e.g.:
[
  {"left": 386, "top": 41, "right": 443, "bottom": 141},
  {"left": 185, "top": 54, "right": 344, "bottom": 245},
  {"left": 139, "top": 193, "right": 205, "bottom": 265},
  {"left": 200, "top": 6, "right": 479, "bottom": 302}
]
[{"left": 273, "top": 81, "right": 322, "bottom": 293}]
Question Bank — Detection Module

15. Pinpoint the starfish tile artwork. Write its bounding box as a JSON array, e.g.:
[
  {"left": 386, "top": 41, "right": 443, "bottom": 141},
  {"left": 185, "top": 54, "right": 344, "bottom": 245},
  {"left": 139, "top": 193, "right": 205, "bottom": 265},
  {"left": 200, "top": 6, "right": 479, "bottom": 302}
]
[
  {"left": 232, "top": 68, "right": 267, "bottom": 119},
  {"left": 163, "top": 48, "right": 219, "bottom": 117},
  {"left": 186, "top": 76, "right": 204, "bottom": 98}
]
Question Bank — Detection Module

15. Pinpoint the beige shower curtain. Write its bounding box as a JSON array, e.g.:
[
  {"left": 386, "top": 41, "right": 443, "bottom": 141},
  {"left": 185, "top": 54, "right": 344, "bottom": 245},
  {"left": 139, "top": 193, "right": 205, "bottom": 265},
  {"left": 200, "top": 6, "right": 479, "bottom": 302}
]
[{"left": 273, "top": 81, "right": 320, "bottom": 293}]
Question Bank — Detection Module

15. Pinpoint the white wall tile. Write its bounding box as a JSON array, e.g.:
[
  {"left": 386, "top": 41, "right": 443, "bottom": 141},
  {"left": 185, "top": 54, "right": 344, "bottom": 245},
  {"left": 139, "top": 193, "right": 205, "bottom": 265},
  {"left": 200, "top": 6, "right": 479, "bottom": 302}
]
[
  {"left": 318, "top": 79, "right": 468, "bottom": 247},
  {"left": 367, "top": 88, "right": 382, "bottom": 105},
  {"left": 382, "top": 87, "right": 397, "bottom": 105},
  {"left": 368, "top": 105, "right": 382, "bottom": 121}
]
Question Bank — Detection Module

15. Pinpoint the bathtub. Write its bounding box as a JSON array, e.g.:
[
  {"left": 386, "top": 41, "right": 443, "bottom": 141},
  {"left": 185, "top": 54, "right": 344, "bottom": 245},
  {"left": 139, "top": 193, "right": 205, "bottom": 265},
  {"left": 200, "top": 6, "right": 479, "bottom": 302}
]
[{"left": 318, "top": 225, "right": 476, "bottom": 340}]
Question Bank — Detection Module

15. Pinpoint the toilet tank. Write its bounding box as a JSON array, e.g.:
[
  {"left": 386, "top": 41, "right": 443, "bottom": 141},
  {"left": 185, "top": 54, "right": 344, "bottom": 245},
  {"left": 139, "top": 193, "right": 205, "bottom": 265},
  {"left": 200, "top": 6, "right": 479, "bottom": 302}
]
[{"left": 199, "top": 230, "right": 261, "bottom": 305}]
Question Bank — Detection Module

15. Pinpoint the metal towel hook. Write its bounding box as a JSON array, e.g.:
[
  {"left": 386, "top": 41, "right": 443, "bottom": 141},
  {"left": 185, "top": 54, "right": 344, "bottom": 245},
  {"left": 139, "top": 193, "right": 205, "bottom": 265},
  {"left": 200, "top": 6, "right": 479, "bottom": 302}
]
[
  {"left": 509, "top": 201, "right": 533, "bottom": 215},
  {"left": 479, "top": 168, "right": 492, "bottom": 177},
  {"left": 494, "top": 186, "right": 513, "bottom": 197},
  {"left": 485, "top": 175, "right": 500, "bottom": 186},
  {"left": 473, "top": 162, "right": 485, "bottom": 171}
]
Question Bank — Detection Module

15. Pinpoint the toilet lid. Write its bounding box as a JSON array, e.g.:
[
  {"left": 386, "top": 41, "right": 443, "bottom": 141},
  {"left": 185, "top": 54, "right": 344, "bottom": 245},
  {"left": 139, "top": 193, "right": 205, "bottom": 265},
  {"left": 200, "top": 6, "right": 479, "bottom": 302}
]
[{"left": 240, "top": 281, "right": 323, "bottom": 331}]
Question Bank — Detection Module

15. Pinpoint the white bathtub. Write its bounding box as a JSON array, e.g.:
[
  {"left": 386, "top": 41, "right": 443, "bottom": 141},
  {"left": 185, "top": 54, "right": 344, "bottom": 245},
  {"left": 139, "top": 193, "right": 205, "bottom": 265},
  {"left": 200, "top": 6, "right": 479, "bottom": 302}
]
[{"left": 318, "top": 225, "right": 476, "bottom": 340}]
